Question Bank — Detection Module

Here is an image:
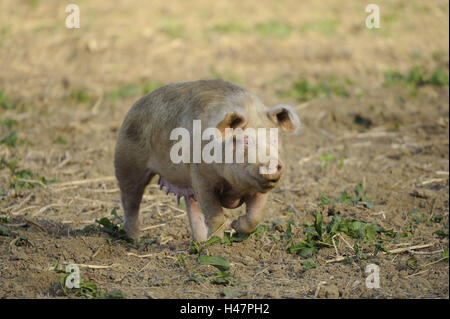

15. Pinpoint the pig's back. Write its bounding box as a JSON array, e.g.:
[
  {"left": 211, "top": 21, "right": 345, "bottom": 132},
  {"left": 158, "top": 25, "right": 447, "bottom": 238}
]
[{"left": 126, "top": 79, "right": 252, "bottom": 145}]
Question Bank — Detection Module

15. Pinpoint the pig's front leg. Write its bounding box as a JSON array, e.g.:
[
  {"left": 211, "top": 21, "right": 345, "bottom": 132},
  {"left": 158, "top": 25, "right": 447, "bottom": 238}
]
[
  {"left": 231, "top": 192, "right": 268, "bottom": 234},
  {"left": 186, "top": 197, "right": 208, "bottom": 242},
  {"left": 190, "top": 169, "right": 225, "bottom": 241}
]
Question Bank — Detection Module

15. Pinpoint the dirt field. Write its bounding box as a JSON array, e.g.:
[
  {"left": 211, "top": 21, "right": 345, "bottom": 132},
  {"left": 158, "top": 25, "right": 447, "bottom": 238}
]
[{"left": 0, "top": 0, "right": 448, "bottom": 299}]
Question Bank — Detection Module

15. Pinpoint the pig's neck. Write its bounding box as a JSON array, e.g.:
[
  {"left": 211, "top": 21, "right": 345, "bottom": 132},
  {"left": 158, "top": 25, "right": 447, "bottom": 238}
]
[{"left": 217, "top": 181, "right": 249, "bottom": 209}]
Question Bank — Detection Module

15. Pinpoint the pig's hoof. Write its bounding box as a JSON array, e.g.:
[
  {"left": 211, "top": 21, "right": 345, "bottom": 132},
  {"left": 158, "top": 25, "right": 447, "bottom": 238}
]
[
  {"left": 231, "top": 217, "right": 255, "bottom": 235},
  {"left": 123, "top": 224, "right": 140, "bottom": 244}
]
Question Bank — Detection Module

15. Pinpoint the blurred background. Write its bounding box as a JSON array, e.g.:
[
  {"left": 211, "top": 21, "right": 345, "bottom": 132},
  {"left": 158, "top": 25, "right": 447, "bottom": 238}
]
[{"left": 0, "top": 0, "right": 448, "bottom": 104}]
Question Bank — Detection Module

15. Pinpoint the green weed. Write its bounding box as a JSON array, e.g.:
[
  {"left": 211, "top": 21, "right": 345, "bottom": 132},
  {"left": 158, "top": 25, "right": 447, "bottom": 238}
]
[
  {"left": 302, "top": 258, "right": 318, "bottom": 270},
  {"left": 286, "top": 212, "right": 395, "bottom": 259},
  {"left": 299, "top": 19, "right": 339, "bottom": 36},
  {"left": 108, "top": 81, "right": 162, "bottom": 100},
  {"left": 141, "top": 80, "right": 163, "bottom": 95},
  {"left": 319, "top": 154, "right": 345, "bottom": 170},
  {"left": 209, "top": 67, "right": 244, "bottom": 85},
  {"left": 94, "top": 208, "right": 134, "bottom": 244},
  {"left": 1, "top": 158, "right": 56, "bottom": 189},
  {"left": 255, "top": 21, "right": 293, "bottom": 37},
  {"left": 0, "top": 117, "right": 18, "bottom": 131},
  {"left": 0, "top": 131, "right": 19, "bottom": 147},
  {"left": 159, "top": 22, "right": 184, "bottom": 38},
  {"left": 384, "top": 66, "right": 449, "bottom": 88},
  {"left": 211, "top": 22, "right": 247, "bottom": 34},
  {"left": 0, "top": 91, "right": 14, "bottom": 110},
  {"left": 68, "top": 89, "right": 90, "bottom": 103},
  {"left": 320, "top": 182, "right": 374, "bottom": 208},
  {"left": 57, "top": 265, "right": 126, "bottom": 299},
  {"left": 54, "top": 136, "right": 67, "bottom": 145},
  {"left": 278, "top": 78, "right": 349, "bottom": 102},
  {"left": 9, "top": 168, "right": 55, "bottom": 190}
]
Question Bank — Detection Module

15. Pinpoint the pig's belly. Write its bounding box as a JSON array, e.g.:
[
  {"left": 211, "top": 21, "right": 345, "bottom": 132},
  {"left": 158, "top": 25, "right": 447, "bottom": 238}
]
[
  {"left": 147, "top": 157, "right": 247, "bottom": 209},
  {"left": 147, "top": 157, "right": 194, "bottom": 204},
  {"left": 157, "top": 175, "right": 194, "bottom": 205}
]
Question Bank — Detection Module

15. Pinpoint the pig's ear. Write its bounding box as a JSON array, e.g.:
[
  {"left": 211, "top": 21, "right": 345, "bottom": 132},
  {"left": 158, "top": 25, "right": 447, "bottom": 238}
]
[
  {"left": 216, "top": 111, "right": 248, "bottom": 138},
  {"left": 267, "top": 104, "right": 301, "bottom": 134}
]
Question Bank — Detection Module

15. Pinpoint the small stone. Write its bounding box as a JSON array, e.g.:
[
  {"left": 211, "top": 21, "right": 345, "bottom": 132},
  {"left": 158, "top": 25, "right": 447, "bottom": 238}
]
[{"left": 411, "top": 189, "right": 434, "bottom": 199}]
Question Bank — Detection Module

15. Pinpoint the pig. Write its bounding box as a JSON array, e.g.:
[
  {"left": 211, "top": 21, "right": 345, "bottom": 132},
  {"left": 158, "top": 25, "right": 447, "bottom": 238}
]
[{"left": 114, "top": 79, "right": 300, "bottom": 242}]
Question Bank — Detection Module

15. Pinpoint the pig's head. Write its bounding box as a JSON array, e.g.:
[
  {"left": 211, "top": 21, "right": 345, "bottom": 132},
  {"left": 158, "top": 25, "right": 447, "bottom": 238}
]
[{"left": 211, "top": 100, "right": 301, "bottom": 194}]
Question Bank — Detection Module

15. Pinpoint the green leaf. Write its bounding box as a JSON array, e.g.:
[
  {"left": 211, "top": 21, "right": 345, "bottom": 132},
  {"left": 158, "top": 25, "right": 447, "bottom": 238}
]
[
  {"left": 0, "top": 225, "right": 11, "bottom": 236},
  {"left": 336, "top": 190, "right": 354, "bottom": 205},
  {"left": 0, "top": 91, "right": 14, "bottom": 110},
  {"left": 0, "top": 131, "right": 18, "bottom": 147},
  {"left": 0, "top": 216, "right": 9, "bottom": 223},
  {"left": 314, "top": 212, "right": 324, "bottom": 239},
  {"left": 101, "top": 290, "right": 126, "bottom": 299},
  {"left": 298, "top": 247, "right": 316, "bottom": 258},
  {"left": 251, "top": 224, "right": 269, "bottom": 239},
  {"left": 326, "top": 214, "right": 342, "bottom": 236},
  {"left": 430, "top": 69, "right": 449, "bottom": 86},
  {"left": 205, "top": 236, "right": 222, "bottom": 247},
  {"left": 198, "top": 255, "right": 230, "bottom": 272},
  {"left": 374, "top": 243, "right": 387, "bottom": 256},
  {"left": 353, "top": 243, "right": 360, "bottom": 254},
  {"left": 189, "top": 241, "right": 201, "bottom": 254},
  {"left": 302, "top": 258, "right": 318, "bottom": 270},
  {"left": 302, "top": 221, "right": 313, "bottom": 227},
  {"left": 433, "top": 230, "right": 449, "bottom": 239},
  {"left": 210, "top": 271, "right": 239, "bottom": 286},
  {"left": 442, "top": 249, "right": 449, "bottom": 260},
  {"left": 110, "top": 208, "right": 122, "bottom": 222},
  {"left": 223, "top": 232, "right": 249, "bottom": 244},
  {"left": 354, "top": 182, "right": 374, "bottom": 208},
  {"left": 140, "top": 237, "right": 157, "bottom": 245},
  {"left": 95, "top": 217, "right": 115, "bottom": 232},
  {"left": 320, "top": 193, "right": 332, "bottom": 205},
  {"left": 287, "top": 241, "right": 317, "bottom": 257},
  {"left": 281, "top": 220, "right": 298, "bottom": 239},
  {"left": 222, "top": 287, "right": 237, "bottom": 298}
]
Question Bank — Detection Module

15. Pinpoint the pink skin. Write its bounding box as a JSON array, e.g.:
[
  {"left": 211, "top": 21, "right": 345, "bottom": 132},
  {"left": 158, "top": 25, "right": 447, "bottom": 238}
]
[
  {"left": 231, "top": 192, "right": 268, "bottom": 234},
  {"left": 186, "top": 198, "right": 208, "bottom": 241}
]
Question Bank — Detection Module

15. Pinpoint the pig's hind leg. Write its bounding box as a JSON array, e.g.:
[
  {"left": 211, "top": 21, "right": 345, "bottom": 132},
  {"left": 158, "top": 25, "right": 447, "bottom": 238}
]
[
  {"left": 231, "top": 192, "right": 268, "bottom": 234},
  {"left": 115, "top": 149, "right": 154, "bottom": 242}
]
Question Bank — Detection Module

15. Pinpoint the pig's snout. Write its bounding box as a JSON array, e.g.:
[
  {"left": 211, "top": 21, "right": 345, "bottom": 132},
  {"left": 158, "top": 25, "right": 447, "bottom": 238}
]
[{"left": 258, "top": 159, "right": 283, "bottom": 188}]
